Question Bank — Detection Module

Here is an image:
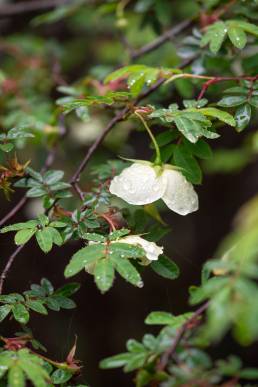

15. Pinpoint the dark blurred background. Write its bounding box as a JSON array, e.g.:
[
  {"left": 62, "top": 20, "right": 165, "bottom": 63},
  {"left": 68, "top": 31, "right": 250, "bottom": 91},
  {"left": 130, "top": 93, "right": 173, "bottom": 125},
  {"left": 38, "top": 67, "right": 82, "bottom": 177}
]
[{"left": 1, "top": 1, "right": 258, "bottom": 386}]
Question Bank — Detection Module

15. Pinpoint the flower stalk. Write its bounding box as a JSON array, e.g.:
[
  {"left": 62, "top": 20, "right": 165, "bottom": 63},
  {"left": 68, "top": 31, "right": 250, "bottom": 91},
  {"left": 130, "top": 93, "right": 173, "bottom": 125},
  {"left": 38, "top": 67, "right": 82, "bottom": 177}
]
[{"left": 135, "top": 111, "right": 161, "bottom": 165}]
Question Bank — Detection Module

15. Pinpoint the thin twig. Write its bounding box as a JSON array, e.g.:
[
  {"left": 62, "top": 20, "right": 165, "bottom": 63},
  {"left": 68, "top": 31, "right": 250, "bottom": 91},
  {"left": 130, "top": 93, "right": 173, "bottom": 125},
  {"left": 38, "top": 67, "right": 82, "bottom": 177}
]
[
  {"left": 156, "top": 301, "right": 209, "bottom": 373},
  {"left": 197, "top": 75, "right": 258, "bottom": 100},
  {"left": 131, "top": 19, "right": 193, "bottom": 61},
  {"left": 0, "top": 245, "right": 24, "bottom": 294},
  {"left": 0, "top": 0, "right": 77, "bottom": 17},
  {"left": 0, "top": 115, "right": 68, "bottom": 227}
]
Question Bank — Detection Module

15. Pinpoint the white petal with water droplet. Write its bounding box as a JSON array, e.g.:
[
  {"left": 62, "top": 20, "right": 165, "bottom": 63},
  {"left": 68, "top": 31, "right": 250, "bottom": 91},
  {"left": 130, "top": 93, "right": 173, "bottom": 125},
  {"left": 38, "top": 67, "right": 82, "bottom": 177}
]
[
  {"left": 109, "top": 163, "right": 166, "bottom": 205},
  {"left": 120, "top": 235, "right": 163, "bottom": 261},
  {"left": 161, "top": 169, "right": 198, "bottom": 215}
]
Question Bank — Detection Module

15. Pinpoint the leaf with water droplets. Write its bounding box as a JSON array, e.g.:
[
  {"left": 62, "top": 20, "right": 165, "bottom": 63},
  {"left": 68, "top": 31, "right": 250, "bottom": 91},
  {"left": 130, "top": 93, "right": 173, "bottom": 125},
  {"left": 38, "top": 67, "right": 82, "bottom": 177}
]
[
  {"left": 109, "top": 243, "right": 145, "bottom": 259},
  {"left": 110, "top": 254, "right": 143, "bottom": 288},
  {"left": 64, "top": 244, "right": 105, "bottom": 277},
  {"left": 151, "top": 255, "right": 179, "bottom": 280},
  {"left": 35, "top": 228, "right": 53, "bottom": 253},
  {"left": 12, "top": 303, "right": 30, "bottom": 325},
  {"left": 201, "top": 21, "right": 227, "bottom": 53},
  {"left": 235, "top": 103, "right": 251, "bottom": 132},
  {"left": 0, "top": 304, "right": 12, "bottom": 322},
  {"left": 227, "top": 26, "right": 247, "bottom": 49},
  {"left": 8, "top": 365, "right": 25, "bottom": 387},
  {"left": 94, "top": 259, "right": 115, "bottom": 293}
]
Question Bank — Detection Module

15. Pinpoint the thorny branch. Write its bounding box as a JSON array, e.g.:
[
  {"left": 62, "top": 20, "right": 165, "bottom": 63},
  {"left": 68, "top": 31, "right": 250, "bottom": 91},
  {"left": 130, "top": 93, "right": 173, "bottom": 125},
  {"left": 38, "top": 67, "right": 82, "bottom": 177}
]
[
  {"left": 156, "top": 302, "right": 210, "bottom": 373},
  {"left": 197, "top": 75, "right": 258, "bottom": 100},
  {"left": 0, "top": 20, "right": 193, "bottom": 294},
  {"left": 0, "top": 115, "right": 67, "bottom": 227},
  {"left": 131, "top": 19, "right": 194, "bottom": 61},
  {"left": 0, "top": 0, "right": 75, "bottom": 17}
]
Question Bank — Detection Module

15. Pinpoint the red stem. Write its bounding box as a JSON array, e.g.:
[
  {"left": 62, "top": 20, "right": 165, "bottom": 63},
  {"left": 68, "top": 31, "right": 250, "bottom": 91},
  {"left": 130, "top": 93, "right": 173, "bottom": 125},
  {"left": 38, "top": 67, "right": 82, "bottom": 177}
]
[{"left": 197, "top": 75, "right": 258, "bottom": 100}]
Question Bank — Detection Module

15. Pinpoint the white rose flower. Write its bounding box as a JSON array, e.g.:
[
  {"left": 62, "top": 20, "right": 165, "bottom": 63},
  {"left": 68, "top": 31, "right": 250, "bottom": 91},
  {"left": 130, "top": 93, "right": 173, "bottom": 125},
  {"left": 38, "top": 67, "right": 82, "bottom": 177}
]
[
  {"left": 87, "top": 235, "right": 163, "bottom": 266},
  {"left": 109, "top": 162, "right": 198, "bottom": 216},
  {"left": 118, "top": 235, "right": 163, "bottom": 262}
]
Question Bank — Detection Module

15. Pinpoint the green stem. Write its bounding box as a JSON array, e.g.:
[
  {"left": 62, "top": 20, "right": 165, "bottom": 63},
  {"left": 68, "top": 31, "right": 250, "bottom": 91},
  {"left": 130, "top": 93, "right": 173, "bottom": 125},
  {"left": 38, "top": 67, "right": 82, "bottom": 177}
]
[{"left": 135, "top": 112, "right": 161, "bottom": 165}]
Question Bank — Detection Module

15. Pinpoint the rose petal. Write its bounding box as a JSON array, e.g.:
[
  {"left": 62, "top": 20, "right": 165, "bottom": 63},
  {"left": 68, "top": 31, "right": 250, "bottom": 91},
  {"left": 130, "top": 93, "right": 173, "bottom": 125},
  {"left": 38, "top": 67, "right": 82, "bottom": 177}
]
[
  {"left": 162, "top": 169, "right": 198, "bottom": 215},
  {"left": 109, "top": 163, "right": 166, "bottom": 205},
  {"left": 120, "top": 235, "right": 163, "bottom": 261}
]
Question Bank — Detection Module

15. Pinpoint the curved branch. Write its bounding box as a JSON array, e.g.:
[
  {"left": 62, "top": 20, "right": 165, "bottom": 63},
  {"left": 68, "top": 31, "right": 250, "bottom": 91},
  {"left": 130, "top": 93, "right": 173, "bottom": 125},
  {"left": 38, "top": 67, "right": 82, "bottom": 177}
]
[
  {"left": 0, "top": 0, "right": 72, "bottom": 18},
  {"left": 131, "top": 19, "right": 194, "bottom": 61},
  {"left": 156, "top": 301, "right": 210, "bottom": 373}
]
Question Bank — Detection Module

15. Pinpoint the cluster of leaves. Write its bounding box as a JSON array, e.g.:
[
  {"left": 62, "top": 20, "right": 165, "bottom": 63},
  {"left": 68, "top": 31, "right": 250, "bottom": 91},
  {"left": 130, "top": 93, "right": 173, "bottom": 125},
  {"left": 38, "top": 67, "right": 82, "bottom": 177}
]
[
  {"left": 145, "top": 99, "right": 236, "bottom": 183},
  {"left": 0, "top": 346, "right": 88, "bottom": 386},
  {"left": 104, "top": 65, "right": 175, "bottom": 95},
  {"left": 100, "top": 311, "right": 258, "bottom": 386},
  {"left": 218, "top": 80, "right": 258, "bottom": 132},
  {"left": 149, "top": 99, "right": 236, "bottom": 143},
  {"left": 65, "top": 229, "right": 145, "bottom": 293},
  {"left": 201, "top": 20, "right": 258, "bottom": 53},
  {"left": 0, "top": 278, "right": 79, "bottom": 325},
  {"left": 0, "top": 127, "right": 34, "bottom": 153},
  {"left": 1, "top": 214, "right": 66, "bottom": 253},
  {"left": 190, "top": 194, "right": 258, "bottom": 345},
  {"left": 0, "top": 349, "right": 51, "bottom": 386},
  {"left": 65, "top": 228, "right": 179, "bottom": 293},
  {"left": 15, "top": 168, "right": 71, "bottom": 208}
]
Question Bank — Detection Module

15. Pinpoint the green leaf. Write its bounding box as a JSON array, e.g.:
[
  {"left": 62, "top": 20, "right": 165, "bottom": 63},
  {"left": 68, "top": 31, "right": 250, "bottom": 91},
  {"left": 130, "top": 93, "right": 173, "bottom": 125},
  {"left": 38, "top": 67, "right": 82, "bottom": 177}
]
[
  {"left": 48, "top": 227, "right": 63, "bottom": 246},
  {"left": 136, "top": 369, "right": 152, "bottom": 387},
  {"left": 0, "top": 143, "right": 14, "bottom": 153},
  {"left": 126, "top": 339, "right": 145, "bottom": 353},
  {"left": 26, "top": 300, "right": 48, "bottom": 315},
  {"left": 151, "top": 255, "right": 179, "bottom": 280},
  {"left": 51, "top": 369, "right": 72, "bottom": 384},
  {"left": 1, "top": 221, "right": 38, "bottom": 233},
  {"left": 124, "top": 353, "right": 147, "bottom": 372},
  {"left": 154, "top": 130, "right": 178, "bottom": 147},
  {"left": 201, "top": 21, "right": 227, "bottom": 53},
  {"left": 55, "top": 282, "right": 80, "bottom": 297},
  {"left": 234, "top": 20, "right": 258, "bottom": 37},
  {"left": 217, "top": 95, "right": 247, "bottom": 107},
  {"left": 83, "top": 233, "right": 106, "bottom": 242},
  {"left": 240, "top": 368, "right": 258, "bottom": 379},
  {"left": 43, "top": 170, "right": 64, "bottom": 185},
  {"left": 41, "top": 278, "right": 54, "bottom": 294},
  {"left": 45, "top": 298, "right": 60, "bottom": 311},
  {"left": 145, "top": 311, "right": 192, "bottom": 326},
  {"left": 26, "top": 187, "right": 47, "bottom": 198},
  {"left": 249, "top": 96, "right": 258, "bottom": 108},
  {"left": 109, "top": 243, "right": 145, "bottom": 259},
  {"left": 26, "top": 167, "right": 43, "bottom": 182},
  {"left": 8, "top": 365, "right": 25, "bottom": 387},
  {"left": 35, "top": 228, "right": 53, "bottom": 253},
  {"left": 108, "top": 228, "right": 130, "bottom": 241},
  {"left": 227, "top": 26, "right": 247, "bottom": 49},
  {"left": 15, "top": 229, "right": 36, "bottom": 245},
  {"left": 94, "top": 259, "right": 115, "bottom": 293},
  {"left": 198, "top": 107, "right": 236, "bottom": 127},
  {"left": 110, "top": 254, "right": 143, "bottom": 288},
  {"left": 235, "top": 103, "right": 252, "bottom": 132},
  {"left": 100, "top": 353, "right": 132, "bottom": 369},
  {"left": 19, "top": 355, "right": 50, "bottom": 387},
  {"left": 0, "top": 304, "right": 12, "bottom": 322},
  {"left": 184, "top": 139, "right": 212, "bottom": 159},
  {"left": 173, "top": 145, "right": 202, "bottom": 184},
  {"left": 51, "top": 295, "right": 76, "bottom": 309},
  {"left": 64, "top": 244, "right": 105, "bottom": 277},
  {"left": 12, "top": 303, "right": 30, "bottom": 324}
]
